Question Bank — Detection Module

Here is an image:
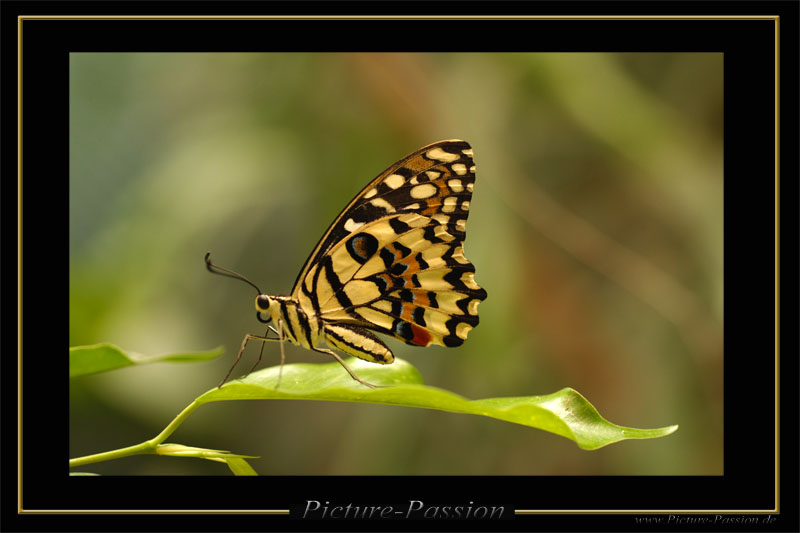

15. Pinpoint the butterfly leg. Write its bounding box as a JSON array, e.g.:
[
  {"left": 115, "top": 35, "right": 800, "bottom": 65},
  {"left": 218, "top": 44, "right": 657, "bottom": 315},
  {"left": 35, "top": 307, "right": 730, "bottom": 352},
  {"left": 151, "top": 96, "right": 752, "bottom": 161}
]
[
  {"left": 310, "top": 346, "right": 380, "bottom": 389},
  {"left": 245, "top": 324, "right": 281, "bottom": 376},
  {"left": 218, "top": 326, "right": 279, "bottom": 388},
  {"left": 275, "top": 319, "right": 286, "bottom": 389}
]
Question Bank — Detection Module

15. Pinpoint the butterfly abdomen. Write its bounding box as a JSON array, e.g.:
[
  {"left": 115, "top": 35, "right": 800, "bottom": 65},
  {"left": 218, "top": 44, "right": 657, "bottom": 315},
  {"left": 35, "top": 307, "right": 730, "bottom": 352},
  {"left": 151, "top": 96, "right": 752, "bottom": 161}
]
[{"left": 324, "top": 324, "right": 394, "bottom": 364}]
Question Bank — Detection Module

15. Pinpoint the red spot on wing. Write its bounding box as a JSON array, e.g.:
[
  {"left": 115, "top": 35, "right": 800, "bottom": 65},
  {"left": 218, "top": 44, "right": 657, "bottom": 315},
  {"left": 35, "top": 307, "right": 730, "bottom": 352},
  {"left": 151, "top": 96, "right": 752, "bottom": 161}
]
[{"left": 409, "top": 324, "right": 432, "bottom": 346}]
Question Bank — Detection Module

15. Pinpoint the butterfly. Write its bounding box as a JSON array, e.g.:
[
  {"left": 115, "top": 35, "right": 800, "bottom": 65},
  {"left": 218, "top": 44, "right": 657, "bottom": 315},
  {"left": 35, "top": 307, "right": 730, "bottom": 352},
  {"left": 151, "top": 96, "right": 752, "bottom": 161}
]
[{"left": 206, "top": 139, "right": 487, "bottom": 388}]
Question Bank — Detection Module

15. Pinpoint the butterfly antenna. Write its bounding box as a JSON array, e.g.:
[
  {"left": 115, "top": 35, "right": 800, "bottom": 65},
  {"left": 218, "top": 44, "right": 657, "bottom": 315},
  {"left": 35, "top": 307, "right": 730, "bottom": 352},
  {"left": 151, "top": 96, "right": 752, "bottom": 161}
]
[{"left": 205, "top": 252, "right": 262, "bottom": 294}]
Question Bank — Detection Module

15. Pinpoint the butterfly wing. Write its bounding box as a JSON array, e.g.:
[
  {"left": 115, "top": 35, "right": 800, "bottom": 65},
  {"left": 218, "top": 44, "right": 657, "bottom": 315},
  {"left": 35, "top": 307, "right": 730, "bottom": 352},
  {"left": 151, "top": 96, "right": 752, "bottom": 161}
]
[
  {"left": 292, "top": 139, "right": 486, "bottom": 348},
  {"left": 291, "top": 140, "right": 473, "bottom": 289}
]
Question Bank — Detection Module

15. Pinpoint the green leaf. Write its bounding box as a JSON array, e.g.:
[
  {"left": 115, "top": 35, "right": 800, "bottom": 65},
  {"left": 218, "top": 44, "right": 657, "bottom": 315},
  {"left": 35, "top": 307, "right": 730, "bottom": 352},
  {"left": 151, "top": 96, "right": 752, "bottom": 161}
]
[
  {"left": 225, "top": 457, "right": 259, "bottom": 476},
  {"left": 155, "top": 443, "right": 257, "bottom": 461},
  {"left": 155, "top": 444, "right": 259, "bottom": 475},
  {"left": 69, "top": 343, "right": 224, "bottom": 378},
  {"left": 68, "top": 439, "right": 259, "bottom": 473},
  {"left": 195, "top": 358, "right": 677, "bottom": 450}
]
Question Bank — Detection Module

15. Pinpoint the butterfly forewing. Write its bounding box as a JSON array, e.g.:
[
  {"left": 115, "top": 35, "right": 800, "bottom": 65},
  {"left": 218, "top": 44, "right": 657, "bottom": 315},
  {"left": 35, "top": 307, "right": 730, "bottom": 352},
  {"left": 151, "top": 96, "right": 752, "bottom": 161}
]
[
  {"left": 291, "top": 140, "right": 475, "bottom": 290},
  {"left": 291, "top": 140, "right": 486, "bottom": 351}
]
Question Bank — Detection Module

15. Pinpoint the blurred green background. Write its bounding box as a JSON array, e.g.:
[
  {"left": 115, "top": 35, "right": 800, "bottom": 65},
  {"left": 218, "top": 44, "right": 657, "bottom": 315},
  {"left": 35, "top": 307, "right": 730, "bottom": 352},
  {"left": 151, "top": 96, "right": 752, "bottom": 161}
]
[{"left": 69, "top": 53, "right": 722, "bottom": 475}]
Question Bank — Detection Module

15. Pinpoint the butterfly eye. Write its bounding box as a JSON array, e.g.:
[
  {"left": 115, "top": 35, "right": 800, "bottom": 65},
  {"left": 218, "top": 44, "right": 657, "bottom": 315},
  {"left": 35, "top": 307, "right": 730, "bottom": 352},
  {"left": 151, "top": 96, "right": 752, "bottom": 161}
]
[
  {"left": 255, "top": 295, "right": 271, "bottom": 312},
  {"left": 257, "top": 311, "right": 272, "bottom": 324}
]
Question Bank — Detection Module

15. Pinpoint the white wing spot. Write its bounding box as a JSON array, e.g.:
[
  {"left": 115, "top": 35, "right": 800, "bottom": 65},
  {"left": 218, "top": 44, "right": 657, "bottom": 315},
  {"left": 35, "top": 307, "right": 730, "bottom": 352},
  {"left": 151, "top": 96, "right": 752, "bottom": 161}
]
[
  {"left": 398, "top": 213, "right": 430, "bottom": 227},
  {"left": 410, "top": 183, "right": 437, "bottom": 199},
  {"left": 442, "top": 196, "right": 458, "bottom": 213},
  {"left": 467, "top": 182, "right": 474, "bottom": 192},
  {"left": 364, "top": 188, "right": 378, "bottom": 199},
  {"left": 461, "top": 200, "right": 470, "bottom": 211},
  {"left": 455, "top": 219, "right": 466, "bottom": 232},
  {"left": 405, "top": 202, "right": 421, "bottom": 210},
  {"left": 384, "top": 173, "right": 406, "bottom": 189},
  {"left": 425, "top": 170, "right": 441, "bottom": 180},
  {"left": 451, "top": 164, "right": 467, "bottom": 176},
  {"left": 462, "top": 148, "right": 473, "bottom": 157},
  {"left": 427, "top": 147, "right": 459, "bottom": 162},
  {"left": 452, "top": 246, "right": 469, "bottom": 264},
  {"left": 370, "top": 197, "right": 396, "bottom": 213},
  {"left": 433, "top": 226, "right": 455, "bottom": 242},
  {"left": 344, "top": 218, "right": 364, "bottom": 232},
  {"left": 448, "top": 179, "right": 464, "bottom": 193},
  {"left": 432, "top": 213, "right": 450, "bottom": 225},
  {"left": 461, "top": 271, "right": 480, "bottom": 290}
]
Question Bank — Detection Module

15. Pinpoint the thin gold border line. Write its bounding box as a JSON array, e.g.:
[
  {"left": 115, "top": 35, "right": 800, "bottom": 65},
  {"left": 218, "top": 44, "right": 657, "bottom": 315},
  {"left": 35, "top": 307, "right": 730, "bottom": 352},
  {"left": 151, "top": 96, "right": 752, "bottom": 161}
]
[
  {"left": 16, "top": 15, "right": 781, "bottom": 21},
  {"left": 516, "top": 509, "right": 779, "bottom": 514},
  {"left": 21, "top": 510, "right": 291, "bottom": 514},
  {"left": 17, "top": 14, "right": 23, "bottom": 515},
  {"left": 18, "top": 14, "right": 780, "bottom": 515},
  {"left": 773, "top": 14, "right": 780, "bottom": 515}
]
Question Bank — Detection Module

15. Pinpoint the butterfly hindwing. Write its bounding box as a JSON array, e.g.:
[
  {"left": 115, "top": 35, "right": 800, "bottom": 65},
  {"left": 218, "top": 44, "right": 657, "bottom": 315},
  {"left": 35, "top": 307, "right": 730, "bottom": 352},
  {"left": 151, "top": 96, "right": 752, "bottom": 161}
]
[{"left": 291, "top": 140, "right": 486, "bottom": 353}]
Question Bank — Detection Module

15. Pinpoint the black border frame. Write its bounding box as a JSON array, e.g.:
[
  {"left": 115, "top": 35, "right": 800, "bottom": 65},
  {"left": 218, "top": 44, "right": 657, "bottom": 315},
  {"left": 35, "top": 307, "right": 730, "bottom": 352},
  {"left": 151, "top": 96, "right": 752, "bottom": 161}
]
[{"left": 2, "top": 1, "right": 797, "bottom": 531}]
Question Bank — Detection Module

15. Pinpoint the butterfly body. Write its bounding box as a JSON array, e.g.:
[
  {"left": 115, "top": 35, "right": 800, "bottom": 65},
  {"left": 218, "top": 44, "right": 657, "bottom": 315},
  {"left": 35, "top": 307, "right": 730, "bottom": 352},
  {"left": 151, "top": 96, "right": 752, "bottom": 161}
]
[
  {"left": 222, "top": 140, "right": 487, "bottom": 384},
  {"left": 256, "top": 293, "right": 396, "bottom": 364}
]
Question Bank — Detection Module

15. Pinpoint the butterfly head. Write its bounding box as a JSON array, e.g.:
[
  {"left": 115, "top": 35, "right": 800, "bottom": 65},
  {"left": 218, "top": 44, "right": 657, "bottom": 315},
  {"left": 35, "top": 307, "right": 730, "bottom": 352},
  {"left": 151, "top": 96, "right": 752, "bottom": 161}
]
[{"left": 255, "top": 294, "right": 279, "bottom": 324}]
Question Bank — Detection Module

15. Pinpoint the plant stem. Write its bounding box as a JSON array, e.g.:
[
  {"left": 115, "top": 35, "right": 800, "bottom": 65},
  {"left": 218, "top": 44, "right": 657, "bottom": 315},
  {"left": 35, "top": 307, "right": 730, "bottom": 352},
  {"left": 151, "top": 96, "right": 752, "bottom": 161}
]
[
  {"left": 69, "top": 398, "right": 203, "bottom": 468},
  {"left": 68, "top": 441, "right": 156, "bottom": 467},
  {"left": 147, "top": 399, "right": 202, "bottom": 445}
]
